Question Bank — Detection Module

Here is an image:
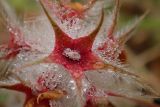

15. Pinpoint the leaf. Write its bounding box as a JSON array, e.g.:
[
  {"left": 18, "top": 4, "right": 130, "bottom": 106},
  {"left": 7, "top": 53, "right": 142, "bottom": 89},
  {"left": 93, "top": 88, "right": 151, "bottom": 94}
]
[
  {"left": 39, "top": 0, "right": 104, "bottom": 39},
  {"left": 84, "top": 68, "right": 159, "bottom": 99}
]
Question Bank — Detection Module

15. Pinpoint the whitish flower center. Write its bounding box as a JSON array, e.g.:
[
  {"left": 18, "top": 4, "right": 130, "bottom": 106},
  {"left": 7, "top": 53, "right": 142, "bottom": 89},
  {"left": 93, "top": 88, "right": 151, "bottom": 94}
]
[{"left": 63, "top": 48, "right": 81, "bottom": 61}]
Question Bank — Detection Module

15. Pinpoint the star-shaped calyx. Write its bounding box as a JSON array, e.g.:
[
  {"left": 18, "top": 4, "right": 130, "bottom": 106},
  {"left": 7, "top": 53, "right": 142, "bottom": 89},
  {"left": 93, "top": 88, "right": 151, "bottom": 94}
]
[
  {"left": 40, "top": 0, "right": 127, "bottom": 80},
  {"left": 42, "top": 2, "right": 105, "bottom": 79}
]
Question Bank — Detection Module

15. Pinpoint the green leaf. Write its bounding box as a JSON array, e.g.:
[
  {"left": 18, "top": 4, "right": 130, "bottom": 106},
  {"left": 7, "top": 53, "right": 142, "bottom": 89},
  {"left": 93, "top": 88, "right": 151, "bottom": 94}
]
[{"left": 0, "top": 92, "right": 9, "bottom": 102}]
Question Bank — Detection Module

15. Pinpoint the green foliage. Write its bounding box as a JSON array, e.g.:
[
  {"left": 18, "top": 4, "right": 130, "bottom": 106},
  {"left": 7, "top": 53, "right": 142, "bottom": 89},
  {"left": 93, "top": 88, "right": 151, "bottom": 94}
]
[
  {"left": 0, "top": 92, "right": 8, "bottom": 103},
  {"left": 7, "top": 0, "right": 37, "bottom": 11}
]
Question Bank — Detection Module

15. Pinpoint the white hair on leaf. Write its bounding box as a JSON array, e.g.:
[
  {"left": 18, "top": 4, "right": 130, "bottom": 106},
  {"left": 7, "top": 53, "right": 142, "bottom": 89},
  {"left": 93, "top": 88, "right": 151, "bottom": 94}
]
[{"left": 23, "top": 14, "right": 55, "bottom": 54}]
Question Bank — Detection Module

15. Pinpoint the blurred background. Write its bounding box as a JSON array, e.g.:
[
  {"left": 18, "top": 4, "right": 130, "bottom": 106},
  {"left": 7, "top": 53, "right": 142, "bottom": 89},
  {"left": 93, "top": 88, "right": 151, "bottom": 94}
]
[{"left": 0, "top": 0, "right": 160, "bottom": 107}]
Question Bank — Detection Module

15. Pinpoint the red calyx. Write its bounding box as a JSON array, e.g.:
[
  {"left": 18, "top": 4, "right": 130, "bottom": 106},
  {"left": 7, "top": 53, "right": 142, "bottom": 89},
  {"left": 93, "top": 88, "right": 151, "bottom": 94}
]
[{"left": 49, "top": 33, "right": 102, "bottom": 79}]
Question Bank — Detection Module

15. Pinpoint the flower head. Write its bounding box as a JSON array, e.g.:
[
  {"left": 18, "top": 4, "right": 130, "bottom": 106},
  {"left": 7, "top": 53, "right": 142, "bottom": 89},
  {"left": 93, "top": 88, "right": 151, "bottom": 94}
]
[{"left": 0, "top": 0, "right": 160, "bottom": 107}]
